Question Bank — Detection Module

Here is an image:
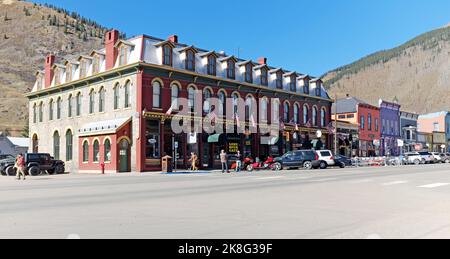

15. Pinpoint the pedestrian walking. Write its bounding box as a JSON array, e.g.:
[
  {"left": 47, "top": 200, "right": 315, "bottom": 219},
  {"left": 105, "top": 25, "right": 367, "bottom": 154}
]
[
  {"left": 189, "top": 152, "right": 198, "bottom": 171},
  {"left": 220, "top": 150, "right": 229, "bottom": 174},
  {"left": 15, "top": 154, "right": 26, "bottom": 181},
  {"left": 235, "top": 151, "right": 242, "bottom": 173}
]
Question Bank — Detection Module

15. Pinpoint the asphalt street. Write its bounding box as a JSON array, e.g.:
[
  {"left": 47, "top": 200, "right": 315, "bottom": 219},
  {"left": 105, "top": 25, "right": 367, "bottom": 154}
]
[{"left": 1, "top": 164, "right": 450, "bottom": 239}]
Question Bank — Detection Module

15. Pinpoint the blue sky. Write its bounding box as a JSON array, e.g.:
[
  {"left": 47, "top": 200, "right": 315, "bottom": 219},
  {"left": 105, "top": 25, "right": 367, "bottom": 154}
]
[{"left": 33, "top": 0, "right": 450, "bottom": 76}]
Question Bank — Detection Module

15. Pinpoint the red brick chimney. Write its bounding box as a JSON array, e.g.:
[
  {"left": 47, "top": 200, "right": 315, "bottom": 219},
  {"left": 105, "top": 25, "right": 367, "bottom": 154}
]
[
  {"left": 105, "top": 30, "right": 120, "bottom": 70},
  {"left": 168, "top": 35, "right": 178, "bottom": 44},
  {"left": 44, "top": 54, "right": 55, "bottom": 88},
  {"left": 258, "top": 57, "right": 267, "bottom": 65}
]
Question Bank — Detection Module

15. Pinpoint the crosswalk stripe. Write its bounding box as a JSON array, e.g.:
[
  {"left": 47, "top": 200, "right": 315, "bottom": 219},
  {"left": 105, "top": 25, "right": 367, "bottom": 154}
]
[
  {"left": 382, "top": 181, "right": 408, "bottom": 186},
  {"left": 418, "top": 183, "right": 450, "bottom": 188}
]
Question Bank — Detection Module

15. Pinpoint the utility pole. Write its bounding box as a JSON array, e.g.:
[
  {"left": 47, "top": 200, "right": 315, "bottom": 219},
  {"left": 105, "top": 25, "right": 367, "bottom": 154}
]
[{"left": 334, "top": 94, "right": 338, "bottom": 156}]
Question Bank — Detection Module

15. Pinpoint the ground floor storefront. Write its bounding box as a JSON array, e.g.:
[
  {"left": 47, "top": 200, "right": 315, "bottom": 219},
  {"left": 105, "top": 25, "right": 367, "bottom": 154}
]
[
  {"left": 359, "top": 139, "right": 381, "bottom": 157},
  {"left": 142, "top": 116, "right": 332, "bottom": 171},
  {"left": 380, "top": 136, "right": 401, "bottom": 156}
]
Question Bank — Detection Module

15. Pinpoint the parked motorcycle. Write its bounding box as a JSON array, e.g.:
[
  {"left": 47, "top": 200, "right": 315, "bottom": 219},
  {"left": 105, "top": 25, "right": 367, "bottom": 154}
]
[{"left": 246, "top": 157, "right": 276, "bottom": 172}]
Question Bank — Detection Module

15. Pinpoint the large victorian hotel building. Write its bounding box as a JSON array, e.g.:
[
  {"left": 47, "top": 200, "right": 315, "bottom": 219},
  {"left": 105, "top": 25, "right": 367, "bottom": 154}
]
[{"left": 27, "top": 30, "right": 333, "bottom": 173}]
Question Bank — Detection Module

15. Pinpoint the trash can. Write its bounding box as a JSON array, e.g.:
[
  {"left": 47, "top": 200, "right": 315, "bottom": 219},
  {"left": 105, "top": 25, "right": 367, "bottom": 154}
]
[{"left": 161, "top": 155, "right": 173, "bottom": 173}]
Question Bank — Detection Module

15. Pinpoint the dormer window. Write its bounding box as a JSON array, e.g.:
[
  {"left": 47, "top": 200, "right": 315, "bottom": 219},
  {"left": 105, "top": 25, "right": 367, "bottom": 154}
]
[
  {"left": 186, "top": 50, "right": 195, "bottom": 71},
  {"left": 163, "top": 45, "right": 173, "bottom": 66},
  {"left": 36, "top": 75, "right": 43, "bottom": 90},
  {"left": 66, "top": 64, "right": 72, "bottom": 82},
  {"left": 315, "top": 84, "right": 321, "bottom": 96},
  {"left": 79, "top": 60, "right": 88, "bottom": 78},
  {"left": 92, "top": 55, "right": 100, "bottom": 74},
  {"left": 54, "top": 68, "right": 60, "bottom": 85},
  {"left": 276, "top": 71, "right": 283, "bottom": 89},
  {"left": 227, "top": 59, "right": 235, "bottom": 79},
  {"left": 207, "top": 55, "right": 216, "bottom": 76},
  {"left": 245, "top": 63, "right": 253, "bottom": 83},
  {"left": 303, "top": 80, "right": 310, "bottom": 94},
  {"left": 260, "top": 67, "right": 268, "bottom": 86},
  {"left": 119, "top": 46, "right": 128, "bottom": 66},
  {"left": 289, "top": 75, "right": 297, "bottom": 92}
]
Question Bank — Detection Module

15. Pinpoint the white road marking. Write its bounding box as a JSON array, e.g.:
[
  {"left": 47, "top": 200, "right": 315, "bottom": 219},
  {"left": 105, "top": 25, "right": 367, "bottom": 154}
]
[
  {"left": 349, "top": 179, "right": 373, "bottom": 184},
  {"left": 308, "top": 178, "right": 338, "bottom": 182},
  {"left": 256, "top": 176, "right": 285, "bottom": 180},
  {"left": 418, "top": 183, "right": 450, "bottom": 188},
  {"left": 382, "top": 181, "right": 408, "bottom": 186}
]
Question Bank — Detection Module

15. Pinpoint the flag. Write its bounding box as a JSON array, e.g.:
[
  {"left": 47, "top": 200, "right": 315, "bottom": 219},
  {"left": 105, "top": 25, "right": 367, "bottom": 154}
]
[
  {"left": 305, "top": 119, "right": 312, "bottom": 128},
  {"left": 327, "top": 122, "right": 336, "bottom": 134},
  {"left": 166, "top": 102, "right": 176, "bottom": 116}
]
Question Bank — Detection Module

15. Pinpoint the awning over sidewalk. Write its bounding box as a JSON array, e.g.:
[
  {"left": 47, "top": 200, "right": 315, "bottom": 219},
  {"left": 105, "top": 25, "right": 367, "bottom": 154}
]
[
  {"left": 78, "top": 117, "right": 131, "bottom": 137},
  {"left": 208, "top": 134, "right": 222, "bottom": 143}
]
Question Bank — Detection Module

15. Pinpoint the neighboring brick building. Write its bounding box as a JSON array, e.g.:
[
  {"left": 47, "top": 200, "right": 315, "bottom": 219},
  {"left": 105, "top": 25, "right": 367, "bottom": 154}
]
[{"left": 27, "top": 30, "right": 333, "bottom": 173}]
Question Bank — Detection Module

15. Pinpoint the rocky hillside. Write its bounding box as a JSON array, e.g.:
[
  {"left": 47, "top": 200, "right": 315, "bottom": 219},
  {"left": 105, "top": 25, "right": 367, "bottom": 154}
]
[
  {"left": 324, "top": 24, "right": 450, "bottom": 114},
  {"left": 0, "top": 0, "right": 123, "bottom": 136}
]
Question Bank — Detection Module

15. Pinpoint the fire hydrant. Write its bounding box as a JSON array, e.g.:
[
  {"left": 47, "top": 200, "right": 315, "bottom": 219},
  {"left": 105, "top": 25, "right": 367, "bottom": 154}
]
[{"left": 100, "top": 163, "right": 105, "bottom": 175}]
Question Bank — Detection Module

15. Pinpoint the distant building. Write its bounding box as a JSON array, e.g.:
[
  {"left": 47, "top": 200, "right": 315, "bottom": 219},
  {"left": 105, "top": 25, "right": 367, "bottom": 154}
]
[
  {"left": 400, "top": 111, "right": 419, "bottom": 152},
  {"left": 379, "top": 99, "right": 401, "bottom": 156},
  {"left": 0, "top": 133, "right": 29, "bottom": 156},
  {"left": 332, "top": 120, "right": 359, "bottom": 157},
  {"left": 418, "top": 111, "right": 450, "bottom": 152},
  {"left": 333, "top": 96, "right": 381, "bottom": 157}
]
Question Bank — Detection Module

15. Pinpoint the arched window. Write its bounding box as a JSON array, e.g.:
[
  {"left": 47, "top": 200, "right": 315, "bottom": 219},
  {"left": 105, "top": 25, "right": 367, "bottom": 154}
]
[
  {"left": 76, "top": 93, "right": 82, "bottom": 116},
  {"left": 39, "top": 102, "right": 43, "bottom": 122},
  {"left": 104, "top": 139, "right": 111, "bottom": 162},
  {"left": 171, "top": 83, "right": 179, "bottom": 110},
  {"left": 261, "top": 98, "right": 268, "bottom": 122},
  {"left": 232, "top": 93, "right": 239, "bottom": 117},
  {"left": 186, "top": 50, "right": 195, "bottom": 71},
  {"left": 227, "top": 60, "right": 235, "bottom": 79},
  {"left": 32, "top": 134, "right": 39, "bottom": 153},
  {"left": 207, "top": 55, "right": 216, "bottom": 76},
  {"left": 83, "top": 141, "right": 89, "bottom": 162},
  {"left": 152, "top": 81, "right": 161, "bottom": 108},
  {"left": 294, "top": 104, "right": 300, "bottom": 124},
  {"left": 245, "top": 96, "right": 254, "bottom": 121},
  {"left": 114, "top": 84, "right": 120, "bottom": 110},
  {"left": 283, "top": 102, "right": 290, "bottom": 122},
  {"left": 56, "top": 98, "right": 62, "bottom": 119},
  {"left": 312, "top": 107, "right": 318, "bottom": 126},
  {"left": 188, "top": 86, "right": 196, "bottom": 112},
  {"left": 49, "top": 99, "right": 54, "bottom": 121},
  {"left": 33, "top": 104, "right": 37, "bottom": 124},
  {"left": 89, "top": 90, "right": 95, "bottom": 114},
  {"left": 93, "top": 140, "right": 100, "bottom": 162},
  {"left": 99, "top": 87, "right": 105, "bottom": 112},
  {"left": 67, "top": 95, "right": 73, "bottom": 118},
  {"left": 163, "top": 45, "right": 172, "bottom": 66},
  {"left": 303, "top": 105, "right": 309, "bottom": 125},
  {"left": 203, "top": 88, "right": 212, "bottom": 114},
  {"left": 218, "top": 91, "right": 226, "bottom": 117},
  {"left": 273, "top": 100, "right": 280, "bottom": 122},
  {"left": 53, "top": 131, "right": 60, "bottom": 160},
  {"left": 124, "top": 81, "right": 131, "bottom": 108},
  {"left": 321, "top": 108, "right": 326, "bottom": 128},
  {"left": 368, "top": 113, "right": 372, "bottom": 131},
  {"left": 66, "top": 130, "right": 73, "bottom": 161}
]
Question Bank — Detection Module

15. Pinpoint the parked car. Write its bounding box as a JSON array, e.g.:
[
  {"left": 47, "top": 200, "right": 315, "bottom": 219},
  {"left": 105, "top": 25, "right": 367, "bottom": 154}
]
[
  {"left": 0, "top": 154, "right": 15, "bottom": 176},
  {"left": 273, "top": 150, "right": 320, "bottom": 171},
  {"left": 334, "top": 155, "right": 352, "bottom": 168},
  {"left": 315, "top": 150, "right": 335, "bottom": 169},
  {"left": 440, "top": 153, "right": 450, "bottom": 164},
  {"left": 418, "top": 151, "right": 434, "bottom": 164},
  {"left": 404, "top": 152, "right": 425, "bottom": 165},
  {"left": 430, "top": 152, "right": 442, "bottom": 163},
  {"left": 0, "top": 153, "right": 65, "bottom": 176}
]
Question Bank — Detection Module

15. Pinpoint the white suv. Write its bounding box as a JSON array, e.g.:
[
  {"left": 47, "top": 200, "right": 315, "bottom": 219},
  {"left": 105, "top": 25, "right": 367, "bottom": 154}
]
[
  {"left": 405, "top": 152, "right": 425, "bottom": 165},
  {"left": 316, "top": 150, "right": 335, "bottom": 169},
  {"left": 430, "top": 152, "right": 442, "bottom": 163}
]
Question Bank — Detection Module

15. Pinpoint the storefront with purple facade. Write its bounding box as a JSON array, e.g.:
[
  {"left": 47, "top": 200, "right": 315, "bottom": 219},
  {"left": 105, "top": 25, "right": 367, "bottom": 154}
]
[{"left": 379, "top": 100, "right": 401, "bottom": 156}]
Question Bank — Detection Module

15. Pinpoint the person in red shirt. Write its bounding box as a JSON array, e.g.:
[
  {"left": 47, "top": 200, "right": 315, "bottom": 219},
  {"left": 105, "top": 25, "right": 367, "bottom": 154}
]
[{"left": 15, "top": 154, "right": 26, "bottom": 181}]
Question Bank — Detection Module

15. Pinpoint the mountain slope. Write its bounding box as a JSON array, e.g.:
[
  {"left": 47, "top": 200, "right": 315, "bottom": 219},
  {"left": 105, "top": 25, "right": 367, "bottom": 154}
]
[
  {"left": 0, "top": 0, "right": 119, "bottom": 136},
  {"left": 324, "top": 25, "right": 450, "bottom": 114}
]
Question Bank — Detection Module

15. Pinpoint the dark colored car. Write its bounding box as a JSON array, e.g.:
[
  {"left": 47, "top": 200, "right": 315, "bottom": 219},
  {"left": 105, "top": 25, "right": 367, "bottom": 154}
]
[
  {"left": 0, "top": 154, "right": 15, "bottom": 175},
  {"left": 0, "top": 153, "right": 65, "bottom": 176},
  {"left": 334, "top": 155, "right": 352, "bottom": 168},
  {"left": 273, "top": 150, "right": 320, "bottom": 170}
]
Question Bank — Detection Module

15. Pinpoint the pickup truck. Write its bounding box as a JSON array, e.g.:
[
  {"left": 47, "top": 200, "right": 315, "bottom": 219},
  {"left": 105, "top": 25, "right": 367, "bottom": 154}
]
[{"left": 0, "top": 153, "right": 65, "bottom": 176}]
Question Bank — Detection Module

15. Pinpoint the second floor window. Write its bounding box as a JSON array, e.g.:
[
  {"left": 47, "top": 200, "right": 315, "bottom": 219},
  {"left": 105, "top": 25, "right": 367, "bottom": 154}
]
[
  {"left": 294, "top": 104, "right": 299, "bottom": 124},
  {"left": 89, "top": 90, "right": 95, "bottom": 114},
  {"left": 124, "top": 81, "right": 130, "bottom": 108},
  {"left": 49, "top": 100, "right": 54, "bottom": 121},
  {"left": 114, "top": 84, "right": 120, "bottom": 110},
  {"left": 368, "top": 114, "right": 372, "bottom": 131},
  {"left": 99, "top": 87, "right": 105, "bottom": 112},
  {"left": 56, "top": 98, "right": 62, "bottom": 119},
  {"left": 375, "top": 118, "right": 379, "bottom": 132},
  {"left": 207, "top": 55, "right": 216, "bottom": 76},
  {"left": 68, "top": 95, "right": 73, "bottom": 118},
  {"left": 361, "top": 116, "right": 365, "bottom": 130},
  {"left": 312, "top": 107, "right": 318, "bottom": 126},
  {"left": 152, "top": 81, "right": 161, "bottom": 108},
  {"left": 163, "top": 45, "right": 172, "bottom": 66},
  {"left": 283, "top": 103, "right": 290, "bottom": 122},
  {"left": 76, "top": 93, "right": 81, "bottom": 116}
]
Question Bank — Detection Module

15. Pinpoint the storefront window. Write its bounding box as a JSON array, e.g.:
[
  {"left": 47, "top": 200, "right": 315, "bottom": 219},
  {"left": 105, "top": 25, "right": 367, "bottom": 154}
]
[{"left": 146, "top": 120, "right": 161, "bottom": 159}]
